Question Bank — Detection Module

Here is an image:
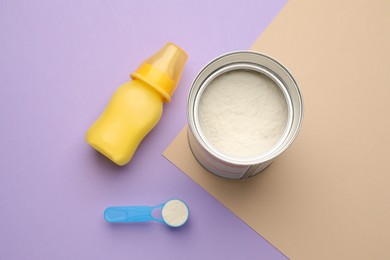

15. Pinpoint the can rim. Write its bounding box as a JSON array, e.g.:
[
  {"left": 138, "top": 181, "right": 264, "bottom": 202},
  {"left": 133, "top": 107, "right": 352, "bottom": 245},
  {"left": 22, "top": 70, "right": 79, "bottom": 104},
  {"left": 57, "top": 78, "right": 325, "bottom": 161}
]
[{"left": 187, "top": 50, "right": 304, "bottom": 166}]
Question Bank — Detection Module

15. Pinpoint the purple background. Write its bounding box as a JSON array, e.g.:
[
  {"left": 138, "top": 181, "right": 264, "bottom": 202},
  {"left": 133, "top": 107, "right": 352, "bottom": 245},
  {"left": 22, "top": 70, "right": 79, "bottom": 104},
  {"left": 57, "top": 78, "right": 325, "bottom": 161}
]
[{"left": 0, "top": 1, "right": 287, "bottom": 259}]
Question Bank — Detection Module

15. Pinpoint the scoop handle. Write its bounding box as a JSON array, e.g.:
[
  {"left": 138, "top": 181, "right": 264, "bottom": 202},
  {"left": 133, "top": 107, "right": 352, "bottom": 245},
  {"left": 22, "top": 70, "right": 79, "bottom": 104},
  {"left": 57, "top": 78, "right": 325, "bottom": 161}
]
[{"left": 104, "top": 206, "right": 158, "bottom": 223}]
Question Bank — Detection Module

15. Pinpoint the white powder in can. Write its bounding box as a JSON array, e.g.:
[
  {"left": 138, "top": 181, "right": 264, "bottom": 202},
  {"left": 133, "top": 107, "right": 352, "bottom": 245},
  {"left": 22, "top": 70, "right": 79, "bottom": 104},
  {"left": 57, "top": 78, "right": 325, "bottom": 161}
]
[{"left": 198, "top": 70, "right": 288, "bottom": 158}]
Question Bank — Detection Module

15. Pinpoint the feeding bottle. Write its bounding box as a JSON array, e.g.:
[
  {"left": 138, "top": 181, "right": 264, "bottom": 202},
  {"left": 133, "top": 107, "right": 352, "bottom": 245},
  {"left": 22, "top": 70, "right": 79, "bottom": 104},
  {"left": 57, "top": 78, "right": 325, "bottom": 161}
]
[{"left": 86, "top": 43, "right": 187, "bottom": 166}]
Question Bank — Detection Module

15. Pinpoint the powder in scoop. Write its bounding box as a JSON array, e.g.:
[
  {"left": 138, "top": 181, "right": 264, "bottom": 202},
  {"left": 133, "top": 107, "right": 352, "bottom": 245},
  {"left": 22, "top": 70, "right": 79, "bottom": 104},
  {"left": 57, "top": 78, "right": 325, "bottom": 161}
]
[
  {"left": 161, "top": 199, "right": 189, "bottom": 227},
  {"left": 198, "top": 70, "right": 288, "bottom": 158}
]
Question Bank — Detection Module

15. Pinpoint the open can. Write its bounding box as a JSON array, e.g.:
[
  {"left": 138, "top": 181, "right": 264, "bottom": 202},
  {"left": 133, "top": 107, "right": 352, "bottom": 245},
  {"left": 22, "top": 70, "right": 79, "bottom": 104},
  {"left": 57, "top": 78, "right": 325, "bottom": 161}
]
[{"left": 187, "top": 51, "right": 303, "bottom": 179}]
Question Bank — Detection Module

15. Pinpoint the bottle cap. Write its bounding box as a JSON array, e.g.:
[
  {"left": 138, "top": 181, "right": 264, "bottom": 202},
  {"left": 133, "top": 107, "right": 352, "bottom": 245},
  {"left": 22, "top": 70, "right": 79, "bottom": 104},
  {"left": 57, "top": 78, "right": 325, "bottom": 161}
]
[{"left": 131, "top": 43, "right": 188, "bottom": 102}]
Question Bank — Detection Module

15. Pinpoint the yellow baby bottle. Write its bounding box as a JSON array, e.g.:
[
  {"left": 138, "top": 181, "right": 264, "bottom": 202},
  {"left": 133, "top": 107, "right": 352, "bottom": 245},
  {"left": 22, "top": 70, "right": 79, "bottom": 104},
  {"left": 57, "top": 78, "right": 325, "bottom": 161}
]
[{"left": 86, "top": 43, "right": 187, "bottom": 166}]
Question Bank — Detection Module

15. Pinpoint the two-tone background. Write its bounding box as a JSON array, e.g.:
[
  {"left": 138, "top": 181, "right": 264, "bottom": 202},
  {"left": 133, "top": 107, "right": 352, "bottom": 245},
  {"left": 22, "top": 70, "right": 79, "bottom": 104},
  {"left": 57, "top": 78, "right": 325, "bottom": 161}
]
[{"left": 1, "top": 1, "right": 389, "bottom": 259}]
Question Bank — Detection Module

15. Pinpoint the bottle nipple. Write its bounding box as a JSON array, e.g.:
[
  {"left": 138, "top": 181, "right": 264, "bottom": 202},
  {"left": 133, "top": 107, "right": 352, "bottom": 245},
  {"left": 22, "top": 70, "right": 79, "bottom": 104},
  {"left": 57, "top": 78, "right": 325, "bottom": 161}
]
[{"left": 131, "top": 43, "right": 188, "bottom": 102}]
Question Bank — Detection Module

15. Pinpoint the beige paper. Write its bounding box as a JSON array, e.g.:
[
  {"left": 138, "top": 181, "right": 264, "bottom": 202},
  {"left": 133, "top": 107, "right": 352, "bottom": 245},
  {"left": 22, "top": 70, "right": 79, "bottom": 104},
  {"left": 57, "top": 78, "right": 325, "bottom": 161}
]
[{"left": 163, "top": 0, "right": 390, "bottom": 259}]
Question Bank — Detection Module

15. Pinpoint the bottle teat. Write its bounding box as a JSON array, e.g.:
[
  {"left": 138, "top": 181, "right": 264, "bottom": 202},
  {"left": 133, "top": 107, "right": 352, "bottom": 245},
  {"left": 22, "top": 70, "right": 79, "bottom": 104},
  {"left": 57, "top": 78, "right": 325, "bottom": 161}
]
[{"left": 131, "top": 43, "right": 188, "bottom": 102}]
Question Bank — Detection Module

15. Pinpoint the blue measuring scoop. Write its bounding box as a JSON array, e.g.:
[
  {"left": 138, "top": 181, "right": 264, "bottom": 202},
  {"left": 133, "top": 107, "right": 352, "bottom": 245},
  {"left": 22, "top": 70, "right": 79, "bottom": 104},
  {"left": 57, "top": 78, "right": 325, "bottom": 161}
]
[{"left": 104, "top": 199, "right": 189, "bottom": 228}]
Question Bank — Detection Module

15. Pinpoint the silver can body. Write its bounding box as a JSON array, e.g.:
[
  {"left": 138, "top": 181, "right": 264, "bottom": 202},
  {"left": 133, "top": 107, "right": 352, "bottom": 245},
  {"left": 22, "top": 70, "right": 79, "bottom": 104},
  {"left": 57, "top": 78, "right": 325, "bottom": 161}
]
[{"left": 187, "top": 51, "right": 303, "bottom": 179}]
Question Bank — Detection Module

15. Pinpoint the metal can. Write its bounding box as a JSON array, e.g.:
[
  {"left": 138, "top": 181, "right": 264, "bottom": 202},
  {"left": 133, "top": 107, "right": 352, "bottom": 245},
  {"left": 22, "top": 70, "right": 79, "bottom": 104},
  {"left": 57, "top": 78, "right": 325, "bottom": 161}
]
[{"left": 187, "top": 51, "right": 303, "bottom": 179}]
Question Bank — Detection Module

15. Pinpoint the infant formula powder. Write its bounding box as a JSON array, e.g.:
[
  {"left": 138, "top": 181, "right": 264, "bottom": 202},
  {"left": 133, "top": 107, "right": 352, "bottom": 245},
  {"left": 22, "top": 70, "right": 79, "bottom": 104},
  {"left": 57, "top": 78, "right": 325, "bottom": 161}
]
[{"left": 198, "top": 70, "right": 288, "bottom": 158}]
